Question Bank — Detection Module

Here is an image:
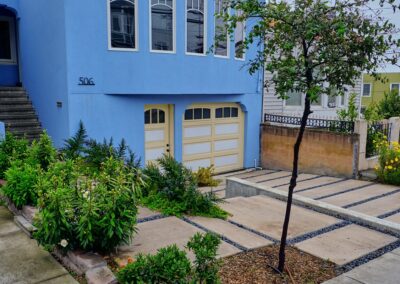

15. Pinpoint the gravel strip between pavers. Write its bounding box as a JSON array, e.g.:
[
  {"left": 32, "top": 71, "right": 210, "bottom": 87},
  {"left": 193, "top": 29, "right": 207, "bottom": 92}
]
[
  {"left": 378, "top": 208, "right": 400, "bottom": 219},
  {"left": 314, "top": 183, "right": 375, "bottom": 201},
  {"left": 137, "top": 214, "right": 167, "bottom": 224},
  {"left": 239, "top": 170, "right": 281, "bottom": 180},
  {"left": 181, "top": 217, "right": 248, "bottom": 252},
  {"left": 343, "top": 188, "right": 400, "bottom": 209},
  {"left": 295, "top": 178, "right": 349, "bottom": 193},
  {"left": 255, "top": 174, "right": 293, "bottom": 184},
  {"left": 339, "top": 239, "right": 400, "bottom": 273},
  {"left": 287, "top": 221, "right": 351, "bottom": 245},
  {"left": 272, "top": 175, "right": 324, "bottom": 188}
]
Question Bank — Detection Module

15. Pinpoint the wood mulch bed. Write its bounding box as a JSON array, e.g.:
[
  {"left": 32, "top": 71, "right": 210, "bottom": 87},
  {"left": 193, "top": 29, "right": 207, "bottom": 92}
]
[{"left": 219, "top": 245, "right": 337, "bottom": 284}]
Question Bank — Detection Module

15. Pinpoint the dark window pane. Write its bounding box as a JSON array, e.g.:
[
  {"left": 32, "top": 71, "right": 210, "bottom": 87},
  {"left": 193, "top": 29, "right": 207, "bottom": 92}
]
[
  {"left": 152, "top": 4, "right": 173, "bottom": 51},
  {"left": 144, "top": 110, "right": 150, "bottom": 124},
  {"left": 159, "top": 110, "right": 165, "bottom": 123},
  {"left": 216, "top": 108, "right": 223, "bottom": 118},
  {"left": 185, "top": 109, "right": 193, "bottom": 120},
  {"left": 151, "top": 109, "right": 158, "bottom": 123},
  {"left": 203, "top": 108, "right": 211, "bottom": 119},
  {"left": 231, "top": 107, "right": 239, "bottom": 117},
  {"left": 187, "top": 10, "right": 204, "bottom": 54},
  {"left": 224, "top": 107, "right": 231, "bottom": 118},
  {"left": 194, "top": 108, "right": 202, "bottom": 119},
  {"left": 0, "top": 21, "right": 11, "bottom": 60},
  {"left": 111, "top": 0, "right": 136, "bottom": 49}
]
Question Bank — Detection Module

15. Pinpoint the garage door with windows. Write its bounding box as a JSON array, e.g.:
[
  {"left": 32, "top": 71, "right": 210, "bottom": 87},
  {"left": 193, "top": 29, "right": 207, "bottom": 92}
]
[{"left": 182, "top": 103, "right": 244, "bottom": 173}]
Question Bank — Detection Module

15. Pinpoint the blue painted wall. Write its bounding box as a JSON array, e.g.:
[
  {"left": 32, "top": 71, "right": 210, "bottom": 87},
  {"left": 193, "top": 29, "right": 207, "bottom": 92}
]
[{"left": 0, "top": 0, "right": 263, "bottom": 169}]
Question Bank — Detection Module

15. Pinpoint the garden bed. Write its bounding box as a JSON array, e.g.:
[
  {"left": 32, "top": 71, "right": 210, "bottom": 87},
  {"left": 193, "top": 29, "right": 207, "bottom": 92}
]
[{"left": 219, "top": 245, "right": 337, "bottom": 284}]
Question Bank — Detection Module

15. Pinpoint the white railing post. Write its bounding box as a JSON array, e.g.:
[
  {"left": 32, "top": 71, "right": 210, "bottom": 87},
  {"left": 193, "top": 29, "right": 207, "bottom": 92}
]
[
  {"left": 389, "top": 117, "right": 400, "bottom": 143},
  {"left": 354, "top": 119, "right": 368, "bottom": 171}
]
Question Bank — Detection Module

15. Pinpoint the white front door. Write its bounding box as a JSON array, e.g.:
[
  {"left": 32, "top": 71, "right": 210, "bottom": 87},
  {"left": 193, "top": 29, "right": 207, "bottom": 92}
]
[{"left": 144, "top": 104, "right": 174, "bottom": 164}]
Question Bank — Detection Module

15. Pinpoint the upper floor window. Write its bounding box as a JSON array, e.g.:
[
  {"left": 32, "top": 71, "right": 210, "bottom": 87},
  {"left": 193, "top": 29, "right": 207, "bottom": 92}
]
[
  {"left": 151, "top": 0, "right": 175, "bottom": 52},
  {"left": 234, "top": 10, "right": 245, "bottom": 60},
  {"left": 185, "top": 108, "right": 211, "bottom": 120},
  {"left": 214, "top": 0, "right": 229, "bottom": 57},
  {"left": 362, "top": 83, "right": 371, "bottom": 97},
  {"left": 391, "top": 83, "right": 400, "bottom": 95},
  {"left": 186, "top": 0, "right": 206, "bottom": 55},
  {"left": 109, "top": 0, "right": 137, "bottom": 50}
]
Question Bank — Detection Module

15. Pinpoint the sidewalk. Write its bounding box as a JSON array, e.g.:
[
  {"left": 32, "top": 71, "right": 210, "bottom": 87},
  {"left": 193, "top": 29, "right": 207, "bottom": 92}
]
[
  {"left": 0, "top": 206, "right": 77, "bottom": 284},
  {"left": 324, "top": 248, "right": 400, "bottom": 284}
]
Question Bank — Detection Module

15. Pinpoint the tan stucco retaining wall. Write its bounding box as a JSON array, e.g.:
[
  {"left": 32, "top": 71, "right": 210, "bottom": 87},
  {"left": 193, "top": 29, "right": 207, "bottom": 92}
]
[{"left": 261, "top": 124, "right": 360, "bottom": 178}]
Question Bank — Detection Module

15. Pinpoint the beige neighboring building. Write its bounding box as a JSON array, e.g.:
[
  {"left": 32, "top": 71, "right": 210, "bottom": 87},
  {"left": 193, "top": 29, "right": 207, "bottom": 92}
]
[{"left": 263, "top": 72, "right": 362, "bottom": 118}]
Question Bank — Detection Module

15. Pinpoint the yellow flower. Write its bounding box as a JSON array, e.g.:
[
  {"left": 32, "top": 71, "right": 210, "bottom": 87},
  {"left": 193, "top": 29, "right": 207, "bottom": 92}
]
[
  {"left": 388, "top": 165, "right": 393, "bottom": 170},
  {"left": 396, "top": 158, "right": 399, "bottom": 162},
  {"left": 391, "top": 160, "right": 394, "bottom": 164}
]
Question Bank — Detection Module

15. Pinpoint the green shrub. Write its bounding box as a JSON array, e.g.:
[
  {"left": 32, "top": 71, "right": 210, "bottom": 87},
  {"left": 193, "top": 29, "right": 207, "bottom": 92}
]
[
  {"left": 34, "top": 157, "right": 139, "bottom": 252},
  {"left": 0, "top": 133, "right": 29, "bottom": 179},
  {"left": 62, "top": 121, "right": 88, "bottom": 160},
  {"left": 117, "top": 232, "right": 221, "bottom": 284},
  {"left": 194, "top": 166, "right": 221, "bottom": 187},
  {"left": 377, "top": 89, "right": 400, "bottom": 119},
  {"left": 142, "top": 155, "right": 227, "bottom": 219},
  {"left": 2, "top": 161, "right": 41, "bottom": 208},
  {"left": 337, "top": 93, "right": 358, "bottom": 122},
  {"left": 375, "top": 140, "right": 400, "bottom": 185},
  {"left": 27, "top": 131, "right": 57, "bottom": 171}
]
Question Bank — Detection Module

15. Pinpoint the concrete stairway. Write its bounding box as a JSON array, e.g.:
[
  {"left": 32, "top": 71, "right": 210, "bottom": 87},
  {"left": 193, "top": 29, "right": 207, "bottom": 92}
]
[{"left": 0, "top": 87, "right": 42, "bottom": 141}]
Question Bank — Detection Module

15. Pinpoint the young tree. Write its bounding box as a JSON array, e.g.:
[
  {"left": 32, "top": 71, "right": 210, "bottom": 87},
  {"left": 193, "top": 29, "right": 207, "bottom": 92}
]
[{"left": 223, "top": 0, "right": 399, "bottom": 273}]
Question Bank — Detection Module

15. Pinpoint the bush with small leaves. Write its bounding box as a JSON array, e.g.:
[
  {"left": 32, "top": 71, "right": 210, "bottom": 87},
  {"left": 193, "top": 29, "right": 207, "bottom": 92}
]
[
  {"left": 27, "top": 131, "right": 57, "bottom": 171},
  {"left": 0, "top": 133, "right": 29, "bottom": 179},
  {"left": 194, "top": 165, "right": 221, "bottom": 187}
]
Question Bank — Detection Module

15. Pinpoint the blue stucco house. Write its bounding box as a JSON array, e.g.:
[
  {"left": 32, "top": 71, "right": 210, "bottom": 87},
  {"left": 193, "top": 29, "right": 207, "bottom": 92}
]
[{"left": 0, "top": 0, "right": 262, "bottom": 173}]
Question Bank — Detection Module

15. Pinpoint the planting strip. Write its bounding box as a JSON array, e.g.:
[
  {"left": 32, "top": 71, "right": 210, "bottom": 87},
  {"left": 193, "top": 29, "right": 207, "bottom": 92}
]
[
  {"left": 287, "top": 221, "right": 351, "bottom": 245},
  {"left": 137, "top": 214, "right": 168, "bottom": 224},
  {"left": 314, "top": 183, "right": 375, "bottom": 201},
  {"left": 295, "top": 178, "right": 349, "bottom": 193},
  {"left": 340, "top": 239, "right": 400, "bottom": 273},
  {"left": 226, "top": 220, "right": 279, "bottom": 243},
  {"left": 272, "top": 175, "right": 324, "bottom": 188},
  {"left": 239, "top": 170, "right": 281, "bottom": 180},
  {"left": 255, "top": 174, "right": 293, "bottom": 184},
  {"left": 181, "top": 217, "right": 248, "bottom": 252},
  {"left": 343, "top": 188, "right": 400, "bottom": 209}
]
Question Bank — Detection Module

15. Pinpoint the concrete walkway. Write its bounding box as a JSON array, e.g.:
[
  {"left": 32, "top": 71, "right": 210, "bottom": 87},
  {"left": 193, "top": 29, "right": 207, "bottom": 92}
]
[{"left": 0, "top": 206, "right": 77, "bottom": 284}]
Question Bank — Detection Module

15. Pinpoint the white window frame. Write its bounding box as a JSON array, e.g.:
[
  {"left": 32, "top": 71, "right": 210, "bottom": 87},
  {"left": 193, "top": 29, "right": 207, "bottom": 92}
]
[
  {"left": 185, "top": 0, "right": 207, "bottom": 56},
  {"left": 149, "top": 0, "right": 176, "bottom": 54},
  {"left": 0, "top": 16, "right": 17, "bottom": 65},
  {"left": 107, "top": 0, "right": 139, "bottom": 52},
  {"left": 214, "top": 0, "right": 230, "bottom": 59},
  {"left": 234, "top": 10, "right": 245, "bottom": 61},
  {"left": 362, "top": 83, "right": 372, "bottom": 97},
  {"left": 390, "top": 83, "right": 400, "bottom": 95},
  {"left": 283, "top": 92, "right": 304, "bottom": 109}
]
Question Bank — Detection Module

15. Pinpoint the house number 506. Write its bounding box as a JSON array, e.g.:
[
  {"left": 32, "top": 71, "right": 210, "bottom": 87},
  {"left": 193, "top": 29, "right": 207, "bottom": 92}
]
[{"left": 78, "top": 77, "right": 95, "bottom": 86}]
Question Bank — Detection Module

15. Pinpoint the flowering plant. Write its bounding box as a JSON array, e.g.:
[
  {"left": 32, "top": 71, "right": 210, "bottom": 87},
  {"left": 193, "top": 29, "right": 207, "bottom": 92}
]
[{"left": 375, "top": 140, "right": 400, "bottom": 185}]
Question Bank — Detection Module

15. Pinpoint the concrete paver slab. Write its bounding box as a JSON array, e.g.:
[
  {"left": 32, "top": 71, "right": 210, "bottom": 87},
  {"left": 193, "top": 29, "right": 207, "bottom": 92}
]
[
  {"left": 0, "top": 231, "right": 74, "bottom": 284},
  {"left": 296, "top": 225, "right": 397, "bottom": 265},
  {"left": 257, "top": 173, "right": 318, "bottom": 188},
  {"left": 325, "top": 250, "right": 400, "bottom": 284},
  {"left": 0, "top": 206, "right": 20, "bottom": 237},
  {"left": 39, "top": 274, "right": 78, "bottom": 284},
  {"left": 299, "top": 180, "right": 373, "bottom": 199},
  {"left": 137, "top": 206, "right": 160, "bottom": 220},
  {"left": 349, "top": 192, "right": 400, "bottom": 216},
  {"left": 275, "top": 176, "right": 344, "bottom": 192},
  {"left": 246, "top": 171, "right": 291, "bottom": 183},
  {"left": 320, "top": 184, "right": 398, "bottom": 207},
  {"left": 222, "top": 195, "right": 339, "bottom": 239},
  {"left": 233, "top": 169, "right": 274, "bottom": 180},
  {"left": 385, "top": 213, "right": 400, "bottom": 224},
  {"left": 188, "top": 216, "right": 273, "bottom": 249},
  {"left": 117, "top": 217, "right": 240, "bottom": 260}
]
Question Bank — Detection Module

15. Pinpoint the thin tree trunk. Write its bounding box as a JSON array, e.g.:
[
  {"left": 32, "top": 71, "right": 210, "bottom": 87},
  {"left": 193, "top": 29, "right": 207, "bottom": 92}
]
[{"left": 277, "top": 94, "right": 312, "bottom": 272}]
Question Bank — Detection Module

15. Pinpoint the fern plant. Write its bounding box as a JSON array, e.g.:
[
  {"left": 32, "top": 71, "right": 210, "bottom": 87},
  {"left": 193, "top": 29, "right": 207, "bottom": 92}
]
[{"left": 62, "top": 121, "right": 88, "bottom": 160}]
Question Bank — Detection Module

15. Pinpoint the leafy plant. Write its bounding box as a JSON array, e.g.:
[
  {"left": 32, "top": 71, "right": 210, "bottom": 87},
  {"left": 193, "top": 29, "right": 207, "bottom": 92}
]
[
  {"left": 377, "top": 89, "right": 400, "bottom": 119},
  {"left": 375, "top": 141, "right": 400, "bottom": 185},
  {"left": 0, "top": 133, "right": 29, "bottom": 179},
  {"left": 337, "top": 93, "right": 358, "bottom": 122},
  {"left": 2, "top": 161, "right": 41, "bottom": 208},
  {"left": 27, "top": 131, "right": 57, "bottom": 171},
  {"left": 117, "top": 232, "right": 222, "bottom": 284},
  {"left": 363, "top": 101, "right": 383, "bottom": 123},
  {"left": 194, "top": 166, "right": 221, "bottom": 187},
  {"left": 142, "top": 155, "right": 227, "bottom": 218},
  {"left": 62, "top": 121, "right": 88, "bottom": 160},
  {"left": 34, "top": 157, "right": 139, "bottom": 252}
]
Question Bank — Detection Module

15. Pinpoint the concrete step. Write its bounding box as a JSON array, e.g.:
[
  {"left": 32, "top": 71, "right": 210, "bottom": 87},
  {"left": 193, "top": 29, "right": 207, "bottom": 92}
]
[
  {"left": 0, "top": 104, "right": 33, "bottom": 112},
  {"left": 0, "top": 112, "right": 37, "bottom": 120},
  {"left": 359, "top": 169, "right": 378, "bottom": 181},
  {"left": 4, "top": 120, "right": 41, "bottom": 128},
  {"left": 0, "top": 91, "right": 28, "bottom": 98},
  {"left": 0, "top": 97, "right": 31, "bottom": 104},
  {"left": 0, "top": 86, "right": 25, "bottom": 92}
]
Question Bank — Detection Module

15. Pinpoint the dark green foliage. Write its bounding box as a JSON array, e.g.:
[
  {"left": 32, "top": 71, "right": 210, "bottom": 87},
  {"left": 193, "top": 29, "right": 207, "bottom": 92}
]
[
  {"left": 377, "top": 90, "right": 400, "bottom": 119},
  {"left": 0, "top": 133, "right": 29, "bottom": 179},
  {"left": 27, "top": 131, "right": 57, "bottom": 171},
  {"left": 118, "top": 232, "right": 221, "bottom": 284},
  {"left": 187, "top": 232, "right": 222, "bottom": 283},
  {"left": 34, "top": 157, "right": 139, "bottom": 252},
  {"left": 62, "top": 121, "right": 88, "bottom": 160},
  {"left": 337, "top": 93, "right": 358, "bottom": 123},
  {"left": 3, "top": 161, "right": 41, "bottom": 208},
  {"left": 142, "top": 155, "right": 227, "bottom": 219}
]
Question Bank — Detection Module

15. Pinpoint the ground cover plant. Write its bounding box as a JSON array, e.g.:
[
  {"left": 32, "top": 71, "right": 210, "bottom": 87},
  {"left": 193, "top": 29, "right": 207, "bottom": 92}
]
[
  {"left": 142, "top": 155, "right": 228, "bottom": 219},
  {"left": 0, "top": 133, "right": 29, "bottom": 179},
  {"left": 194, "top": 165, "right": 221, "bottom": 187},
  {"left": 117, "top": 232, "right": 222, "bottom": 284}
]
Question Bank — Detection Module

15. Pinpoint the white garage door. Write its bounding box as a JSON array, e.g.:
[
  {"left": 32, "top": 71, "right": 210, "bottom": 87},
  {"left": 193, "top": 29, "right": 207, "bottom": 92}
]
[{"left": 182, "top": 103, "right": 244, "bottom": 173}]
